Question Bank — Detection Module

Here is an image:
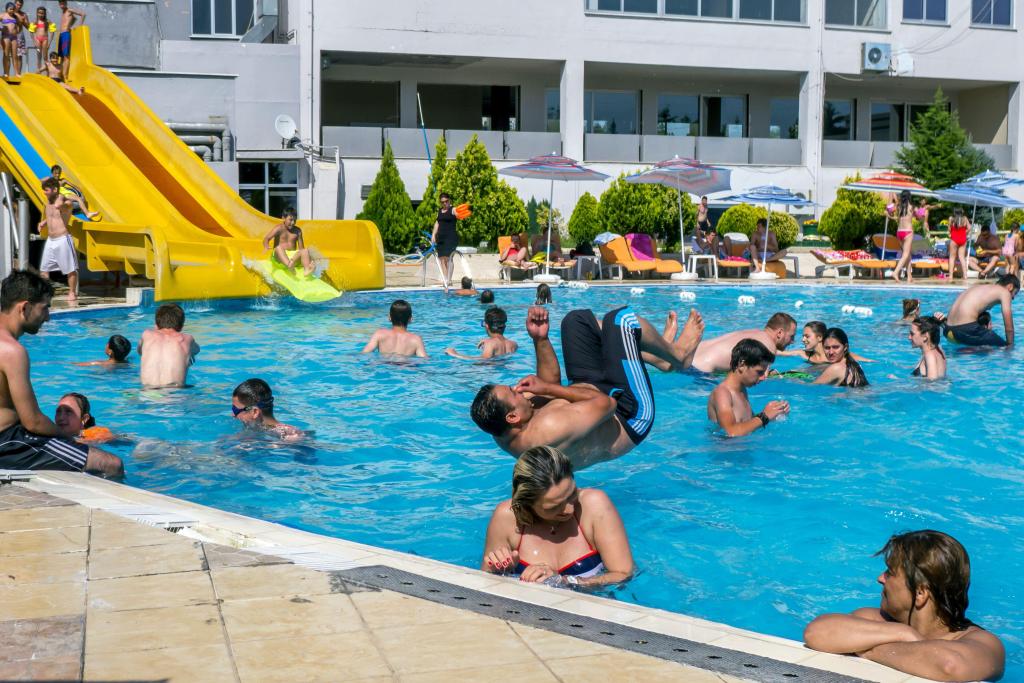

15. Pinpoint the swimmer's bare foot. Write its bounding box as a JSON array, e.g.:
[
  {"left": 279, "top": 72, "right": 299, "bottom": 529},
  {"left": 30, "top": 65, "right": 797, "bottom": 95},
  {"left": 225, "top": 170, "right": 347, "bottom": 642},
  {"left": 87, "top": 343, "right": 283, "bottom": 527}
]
[
  {"left": 673, "top": 308, "right": 704, "bottom": 370},
  {"left": 662, "top": 311, "right": 678, "bottom": 344}
]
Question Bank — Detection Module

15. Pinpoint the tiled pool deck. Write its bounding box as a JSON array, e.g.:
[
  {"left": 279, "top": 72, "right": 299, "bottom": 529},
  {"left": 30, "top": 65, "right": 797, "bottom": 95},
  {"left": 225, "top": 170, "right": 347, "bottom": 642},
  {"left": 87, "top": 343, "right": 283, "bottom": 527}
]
[{"left": 0, "top": 473, "right": 934, "bottom": 683}]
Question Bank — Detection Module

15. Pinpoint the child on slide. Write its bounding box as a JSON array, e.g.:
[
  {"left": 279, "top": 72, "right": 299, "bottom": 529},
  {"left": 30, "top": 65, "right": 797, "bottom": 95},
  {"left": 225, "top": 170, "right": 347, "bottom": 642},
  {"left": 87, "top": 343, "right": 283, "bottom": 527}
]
[{"left": 262, "top": 206, "right": 315, "bottom": 276}]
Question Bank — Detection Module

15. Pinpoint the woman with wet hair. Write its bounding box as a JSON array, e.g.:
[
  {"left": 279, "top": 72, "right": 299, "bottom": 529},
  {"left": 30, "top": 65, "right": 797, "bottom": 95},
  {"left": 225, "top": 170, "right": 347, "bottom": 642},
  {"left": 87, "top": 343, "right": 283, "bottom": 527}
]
[
  {"left": 480, "top": 445, "right": 633, "bottom": 588},
  {"left": 909, "top": 316, "right": 946, "bottom": 380},
  {"left": 814, "top": 327, "right": 869, "bottom": 387}
]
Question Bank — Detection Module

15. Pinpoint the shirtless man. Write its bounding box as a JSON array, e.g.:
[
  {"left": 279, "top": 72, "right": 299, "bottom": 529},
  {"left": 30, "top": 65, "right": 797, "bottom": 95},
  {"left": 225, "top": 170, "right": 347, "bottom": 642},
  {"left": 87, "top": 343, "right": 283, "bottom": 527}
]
[
  {"left": 707, "top": 339, "right": 789, "bottom": 437},
  {"left": 38, "top": 176, "right": 85, "bottom": 302},
  {"left": 750, "top": 218, "right": 788, "bottom": 272},
  {"left": 262, "top": 207, "right": 313, "bottom": 276},
  {"left": 937, "top": 274, "right": 1018, "bottom": 347},
  {"left": 450, "top": 277, "right": 477, "bottom": 297},
  {"left": 446, "top": 306, "right": 517, "bottom": 360},
  {"left": 361, "top": 299, "right": 427, "bottom": 358},
  {"left": 691, "top": 312, "right": 797, "bottom": 374},
  {"left": 56, "top": 0, "right": 84, "bottom": 80},
  {"left": 805, "top": 530, "right": 1005, "bottom": 682},
  {"left": 0, "top": 271, "right": 122, "bottom": 476},
  {"left": 232, "top": 378, "right": 302, "bottom": 440},
  {"left": 138, "top": 303, "right": 200, "bottom": 388},
  {"left": 970, "top": 225, "right": 1003, "bottom": 279},
  {"left": 470, "top": 305, "right": 703, "bottom": 470},
  {"left": 695, "top": 195, "right": 719, "bottom": 256}
]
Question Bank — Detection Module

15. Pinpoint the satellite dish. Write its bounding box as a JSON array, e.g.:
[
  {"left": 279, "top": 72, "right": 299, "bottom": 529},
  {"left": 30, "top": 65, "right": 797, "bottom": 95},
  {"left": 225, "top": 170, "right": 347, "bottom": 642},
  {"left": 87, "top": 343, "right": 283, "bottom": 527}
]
[{"left": 274, "top": 114, "right": 298, "bottom": 140}]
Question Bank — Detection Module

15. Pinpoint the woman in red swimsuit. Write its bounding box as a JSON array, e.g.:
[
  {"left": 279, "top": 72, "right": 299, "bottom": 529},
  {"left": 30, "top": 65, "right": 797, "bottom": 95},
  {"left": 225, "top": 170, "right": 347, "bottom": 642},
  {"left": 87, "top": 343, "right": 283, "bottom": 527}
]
[
  {"left": 480, "top": 445, "right": 634, "bottom": 588},
  {"left": 948, "top": 207, "right": 970, "bottom": 280}
]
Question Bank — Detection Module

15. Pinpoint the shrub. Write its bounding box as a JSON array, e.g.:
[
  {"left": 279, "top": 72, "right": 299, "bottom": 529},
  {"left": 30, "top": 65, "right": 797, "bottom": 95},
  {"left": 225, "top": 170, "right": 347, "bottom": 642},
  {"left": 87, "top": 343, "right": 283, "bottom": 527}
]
[
  {"left": 1000, "top": 208, "right": 1024, "bottom": 229},
  {"left": 567, "top": 192, "right": 601, "bottom": 244},
  {"left": 597, "top": 172, "right": 694, "bottom": 243},
  {"left": 766, "top": 211, "right": 799, "bottom": 248},
  {"left": 414, "top": 137, "right": 449, "bottom": 234},
  {"left": 356, "top": 141, "right": 417, "bottom": 254},
  {"left": 536, "top": 201, "right": 564, "bottom": 238},
  {"left": 716, "top": 203, "right": 799, "bottom": 248},
  {"left": 817, "top": 174, "right": 888, "bottom": 249}
]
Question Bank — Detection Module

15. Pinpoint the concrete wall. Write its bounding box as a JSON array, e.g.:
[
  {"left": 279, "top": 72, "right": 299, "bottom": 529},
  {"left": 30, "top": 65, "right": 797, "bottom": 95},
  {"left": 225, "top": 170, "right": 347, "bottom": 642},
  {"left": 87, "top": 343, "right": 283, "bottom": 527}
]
[
  {"left": 116, "top": 71, "right": 236, "bottom": 131},
  {"left": 958, "top": 85, "right": 1010, "bottom": 145},
  {"left": 154, "top": 0, "right": 191, "bottom": 42},
  {"left": 38, "top": 1, "right": 160, "bottom": 69}
]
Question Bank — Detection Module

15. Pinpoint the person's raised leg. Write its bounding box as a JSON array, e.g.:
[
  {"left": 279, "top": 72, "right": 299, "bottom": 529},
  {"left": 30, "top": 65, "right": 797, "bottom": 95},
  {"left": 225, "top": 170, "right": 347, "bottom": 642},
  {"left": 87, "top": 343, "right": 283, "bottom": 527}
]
[{"left": 633, "top": 308, "right": 703, "bottom": 372}]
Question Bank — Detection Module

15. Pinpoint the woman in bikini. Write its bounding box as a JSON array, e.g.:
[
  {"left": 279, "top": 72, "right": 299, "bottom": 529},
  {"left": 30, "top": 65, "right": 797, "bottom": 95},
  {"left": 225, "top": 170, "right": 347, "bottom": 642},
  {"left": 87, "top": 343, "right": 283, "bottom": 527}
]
[
  {"left": 30, "top": 6, "right": 53, "bottom": 72},
  {"left": 891, "top": 190, "right": 916, "bottom": 283},
  {"left": 814, "top": 327, "right": 869, "bottom": 387},
  {"left": 909, "top": 316, "right": 946, "bottom": 380},
  {"left": 1, "top": 3, "right": 19, "bottom": 78},
  {"left": 948, "top": 207, "right": 971, "bottom": 280},
  {"left": 481, "top": 445, "right": 633, "bottom": 588}
]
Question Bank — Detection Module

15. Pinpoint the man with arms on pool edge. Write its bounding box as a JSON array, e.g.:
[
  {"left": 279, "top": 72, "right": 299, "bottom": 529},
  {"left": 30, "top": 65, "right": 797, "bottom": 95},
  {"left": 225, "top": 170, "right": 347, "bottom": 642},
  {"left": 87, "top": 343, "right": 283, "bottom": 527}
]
[
  {"left": 471, "top": 305, "right": 703, "bottom": 470},
  {"left": 936, "top": 274, "right": 1018, "bottom": 347},
  {"left": 804, "top": 530, "right": 1004, "bottom": 682},
  {"left": 0, "top": 271, "right": 122, "bottom": 476}
]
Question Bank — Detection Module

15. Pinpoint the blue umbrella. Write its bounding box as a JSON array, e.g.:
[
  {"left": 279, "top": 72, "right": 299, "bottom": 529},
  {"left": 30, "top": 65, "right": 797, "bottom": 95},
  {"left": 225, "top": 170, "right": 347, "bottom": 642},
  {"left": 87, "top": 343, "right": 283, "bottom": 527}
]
[
  {"left": 963, "top": 170, "right": 1024, "bottom": 190},
  {"left": 936, "top": 182, "right": 1024, "bottom": 272},
  {"left": 717, "top": 185, "right": 813, "bottom": 278}
]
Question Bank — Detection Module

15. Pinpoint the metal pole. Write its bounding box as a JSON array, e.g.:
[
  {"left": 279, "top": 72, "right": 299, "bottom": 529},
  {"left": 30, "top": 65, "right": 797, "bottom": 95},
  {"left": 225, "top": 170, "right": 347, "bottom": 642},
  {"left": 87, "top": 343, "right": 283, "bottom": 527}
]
[
  {"left": 677, "top": 185, "right": 685, "bottom": 272},
  {"left": 761, "top": 201, "right": 771, "bottom": 272},
  {"left": 17, "top": 197, "right": 29, "bottom": 271},
  {"left": 545, "top": 179, "right": 554, "bottom": 276},
  {"left": 0, "top": 178, "right": 10, "bottom": 281}
]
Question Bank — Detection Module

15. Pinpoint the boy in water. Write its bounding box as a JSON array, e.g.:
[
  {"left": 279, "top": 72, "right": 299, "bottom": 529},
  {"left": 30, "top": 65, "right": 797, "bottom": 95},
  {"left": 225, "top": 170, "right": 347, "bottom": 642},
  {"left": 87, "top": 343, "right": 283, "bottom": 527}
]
[
  {"left": 262, "top": 207, "right": 314, "bottom": 276},
  {"left": 706, "top": 338, "right": 789, "bottom": 437},
  {"left": 74, "top": 334, "right": 130, "bottom": 366},
  {"left": 232, "top": 378, "right": 301, "bottom": 440},
  {"left": 138, "top": 304, "right": 200, "bottom": 388},
  {"left": 446, "top": 307, "right": 518, "bottom": 360},
  {"left": 56, "top": 0, "right": 84, "bottom": 80},
  {"left": 361, "top": 299, "right": 427, "bottom": 357},
  {"left": 451, "top": 277, "right": 477, "bottom": 296},
  {"left": 38, "top": 176, "right": 85, "bottom": 302}
]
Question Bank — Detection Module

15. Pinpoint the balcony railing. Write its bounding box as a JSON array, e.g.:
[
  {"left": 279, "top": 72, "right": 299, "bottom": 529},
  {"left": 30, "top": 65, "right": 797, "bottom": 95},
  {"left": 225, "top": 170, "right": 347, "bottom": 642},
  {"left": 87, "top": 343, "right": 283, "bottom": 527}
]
[
  {"left": 321, "top": 127, "right": 563, "bottom": 160},
  {"left": 586, "top": 134, "right": 802, "bottom": 165},
  {"left": 822, "top": 140, "right": 1014, "bottom": 170}
]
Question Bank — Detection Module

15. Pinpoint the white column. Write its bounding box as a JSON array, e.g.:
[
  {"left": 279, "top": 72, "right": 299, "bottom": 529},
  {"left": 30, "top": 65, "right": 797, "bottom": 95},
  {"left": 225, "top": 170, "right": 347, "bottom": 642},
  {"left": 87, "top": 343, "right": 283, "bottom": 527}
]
[
  {"left": 798, "top": 0, "right": 825, "bottom": 214},
  {"left": 298, "top": 0, "right": 317, "bottom": 218},
  {"left": 1008, "top": 82, "right": 1023, "bottom": 171},
  {"left": 560, "top": 59, "right": 585, "bottom": 160}
]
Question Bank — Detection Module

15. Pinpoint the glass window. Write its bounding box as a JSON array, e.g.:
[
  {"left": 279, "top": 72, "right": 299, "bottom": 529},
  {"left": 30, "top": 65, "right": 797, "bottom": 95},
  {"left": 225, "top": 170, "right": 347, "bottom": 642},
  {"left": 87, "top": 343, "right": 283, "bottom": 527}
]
[
  {"left": 740, "top": 0, "right": 772, "bottom": 19},
  {"left": 321, "top": 81, "right": 399, "bottom": 128},
  {"left": 192, "top": 0, "right": 252, "bottom": 36},
  {"left": 657, "top": 94, "right": 699, "bottom": 135},
  {"left": 774, "top": 0, "right": 803, "bottom": 20},
  {"left": 704, "top": 96, "right": 747, "bottom": 137},
  {"left": 665, "top": 0, "right": 699, "bottom": 14},
  {"left": 545, "top": 88, "right": 560, "bottom": 133},
  {"left": 585, "top": 91, "right": 639, "bottom": 134},
  {"left": 769, "top": 98, "right": 799, "bottom": 139},
  {"left": 871, "top": 103, "right": 906, "bottom": 142},
  {"left": 739, "top": 0, "right": 803, "bottom": 20},
  {"left": 826, "top": 0, "right": 886, "bottom": 27},
  {"left": 823, "top": 99, "right": 855, "bottom": 140},
  {"left": 239, "top": 161, "right": 299, "bottom": 216},
  {"left": 624, "top": 0, "right": 658, "bottom": 11},
  {"left": 972, "top": 0, "right": 1012, "bottom": 25},
  {"left": 591, "top": 0, "right": 622, "bottom": 9},
  {"left": 702, "top": 0, "right": 733, "bottom": 16},
  {"left": 904, "top": 0, "right": 946, "bottom": 21},
  {"left": 192, "top": 0, "right": 211, "bottom": 34},
  {"left": 235, "top": 0, "right": 254, "bottom": 33}
]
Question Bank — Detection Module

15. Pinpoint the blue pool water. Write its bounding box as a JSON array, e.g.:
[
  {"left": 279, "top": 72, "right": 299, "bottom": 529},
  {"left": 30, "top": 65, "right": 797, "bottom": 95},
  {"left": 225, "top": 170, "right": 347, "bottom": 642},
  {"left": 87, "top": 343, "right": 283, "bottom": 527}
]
[{"left": 30, "top": 285, "right": 1024, "bottom": 677}]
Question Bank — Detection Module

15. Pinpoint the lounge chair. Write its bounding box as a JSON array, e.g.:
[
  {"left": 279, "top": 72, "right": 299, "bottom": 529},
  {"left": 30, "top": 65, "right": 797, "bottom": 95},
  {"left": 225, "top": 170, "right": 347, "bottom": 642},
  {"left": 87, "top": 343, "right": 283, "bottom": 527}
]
[
  {"left": 599, "top": 236, "right": 656, "bottom": 279},
  {"left": 717, "top": 233, "right": 751, "bottom": 278},
  {"left": 496, "top": 235, "right": 536, "bottom": 281},
  {"left": 625, "top": 233, "right": 683, "bottom": 276},
  {"left": 810, "top": 248, "right": 855, "bottom": 279}
]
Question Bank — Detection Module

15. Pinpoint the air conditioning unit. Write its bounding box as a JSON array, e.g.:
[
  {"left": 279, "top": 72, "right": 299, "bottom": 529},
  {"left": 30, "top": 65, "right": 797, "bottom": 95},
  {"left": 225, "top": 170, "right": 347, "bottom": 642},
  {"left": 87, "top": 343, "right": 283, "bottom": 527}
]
[{"left": 862, "top": 42, "right": 892, "bottom": 72}]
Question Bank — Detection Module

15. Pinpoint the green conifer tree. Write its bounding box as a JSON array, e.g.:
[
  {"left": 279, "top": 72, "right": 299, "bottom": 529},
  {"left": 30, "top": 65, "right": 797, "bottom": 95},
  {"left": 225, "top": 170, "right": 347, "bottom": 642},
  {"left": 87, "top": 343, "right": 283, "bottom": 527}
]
[
  {"left": 356, "top": 141, "right": 417, "bottom": 254},
  {"left": 415, "top": 137, "right": 449, "bottom": 233},
  {"left": 567, "top": 192, "right": 602, "bottom": 244}
]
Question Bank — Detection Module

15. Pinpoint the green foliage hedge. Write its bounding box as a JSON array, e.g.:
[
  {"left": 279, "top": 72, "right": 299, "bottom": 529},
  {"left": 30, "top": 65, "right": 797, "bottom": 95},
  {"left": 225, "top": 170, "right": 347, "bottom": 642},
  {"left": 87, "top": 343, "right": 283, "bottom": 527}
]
[{"left": 716, "top": 203, "right": 798, "bottom": 248}]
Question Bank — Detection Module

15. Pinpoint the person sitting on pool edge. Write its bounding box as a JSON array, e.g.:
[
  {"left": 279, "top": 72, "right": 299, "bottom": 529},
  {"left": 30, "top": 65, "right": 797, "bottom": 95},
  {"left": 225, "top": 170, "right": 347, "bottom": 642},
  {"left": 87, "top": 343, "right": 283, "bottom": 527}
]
[
  {"left": 446, "top": 306, "right": 517, "bottom": 360},
  {"left": 138, "top": 303, "right": 200, "bottom": 389},
  {"left": 814, "top": 327, "right": 869, "bottom": 387},
  {"left": 54, "top": 392, "right": 115, "bottom": 444},
  {"left": 74, "top": 334, "right": 131, "bottom": 367},
  {"left": 804, "top": 530, "right": 1005, "bottom": 682},
  {"left": 361, "top": 299, "right": 427, "bottom": 358},
  {"left": 935, "top": 274, "right": 1018, "bottom": 347},
  {"left": 470, "top": 304, "right": 704, "bottom": 470},
  {"left": 451, "top": 276, "right": 477, "bottom": 297},
  {"left": 481, "top": 445, "right": 633, "bottom": 588},
  {"left": 232, "top": 378, "right": 301, "bottom": 440},
  {"left": 707, "top": 339, "right": 789, "bottom": 437},
  {"left": 691, "top": 312, "right": 797, "bottom": 374}
]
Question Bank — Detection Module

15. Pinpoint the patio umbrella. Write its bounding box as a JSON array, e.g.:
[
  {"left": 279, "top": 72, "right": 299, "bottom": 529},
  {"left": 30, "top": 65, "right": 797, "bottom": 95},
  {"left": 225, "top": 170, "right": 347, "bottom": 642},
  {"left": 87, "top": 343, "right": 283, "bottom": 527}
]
[
  {"left": 936, "top": 182, "right": 1024, "bottom": 276},
  {"left": 625, "top": 156, "right": 732, "bottom": 281},
  {"left": 840, "top": 172, "right": 934, "bottom": 261},
  {"left": 499, "top": 155, "right": 609, "bottom": 283},
  {"left": 963, "top": 170, "right": 1024, "bottom": 190},
  {"left": 717, "top": 185, "right": 813, "bottom": 280}
]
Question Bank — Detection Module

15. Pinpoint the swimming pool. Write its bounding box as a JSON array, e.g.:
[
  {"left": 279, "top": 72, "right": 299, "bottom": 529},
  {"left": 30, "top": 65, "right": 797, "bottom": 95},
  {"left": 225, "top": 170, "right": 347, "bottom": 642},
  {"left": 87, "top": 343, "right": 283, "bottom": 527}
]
[{"left": 31, "top": 284, "right": 1024, "bottom": 677}]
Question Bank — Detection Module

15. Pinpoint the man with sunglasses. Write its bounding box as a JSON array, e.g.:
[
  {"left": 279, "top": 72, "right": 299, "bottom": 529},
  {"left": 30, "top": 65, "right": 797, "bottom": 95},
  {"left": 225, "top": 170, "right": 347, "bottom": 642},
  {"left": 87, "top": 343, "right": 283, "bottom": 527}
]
[{"left": 231, "top": 378, "right": 301, "bottom": 440}]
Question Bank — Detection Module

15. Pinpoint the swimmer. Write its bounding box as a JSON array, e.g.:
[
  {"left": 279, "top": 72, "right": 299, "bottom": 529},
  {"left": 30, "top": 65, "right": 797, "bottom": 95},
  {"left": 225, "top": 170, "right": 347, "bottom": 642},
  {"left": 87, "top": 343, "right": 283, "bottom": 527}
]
[
  {"left": 909, "top": 316, "right": 946, "bottom": 380},
  {"left": 54, "top": 392, "right": 114, "bottom": 443},
  {"left": 138, "top": 303, "right": 200, "bottom": 389},
  {"left": 262, "top": 207, "right": 314, "bottom": 276},
  {"left": 936, "top": 274, "right": 1018, "bottom": 347},
  {"left": 361, "top": 299, "right": 427, "bottom": 357},
  {"left": 814, "top": 327, "right": 869, "bottom": 387},
  {"left": 74, "top": 334, "right": 130, "bottom": 366},
  {"left": 479, "top": 289, "right": 494, "bottom": 304},
  {"left": 471, "top": 305, "right": 703, "bottom": 470},
  {"left": 535, "top": 282, "right": 552, "bottom": 305},
  {"left": 481, "top": 445, "right": 633, "bottom": 587},
  {"left": 804, "top": 530, "right": 1005, "bottom": 682},
  {"left": 691, "top": 312, "right": 797, "bottom": 374},
  {"left": 707, "top": 339, "right": 789, "bottom": 437},
  {"left": 451, "top": 276, "right": 477, "bottom": 296},
  {"left": 446, "top": 306, "right": 518, "bottom": 360},
  {"left": 776, "top": 321, "right": 873, "bottom": 365},
  {"left": 900, "top": 298, "right": 920, "bottom": 323},
  {"left": 232, "top": 378, "right": 302, "bottom": 440}
]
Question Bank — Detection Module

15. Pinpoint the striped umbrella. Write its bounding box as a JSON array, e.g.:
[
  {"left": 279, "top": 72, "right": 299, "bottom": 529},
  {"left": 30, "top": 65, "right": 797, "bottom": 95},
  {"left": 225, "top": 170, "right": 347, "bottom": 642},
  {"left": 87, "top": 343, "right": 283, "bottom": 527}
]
[
  {"left": 718, "top": 185, "right": 813, "bottom": 280},
  {"left": 963, "top": 170, "right": 1024, "bottom": 190},
  {"left": 841, "top": 172, "right": 934, "bottom": 264},
  {"left": 625, "top": 157, "right": 732, "bottom": 279},
  {"left": 500, "top": 155, "right": 609, "bottom": 281}
]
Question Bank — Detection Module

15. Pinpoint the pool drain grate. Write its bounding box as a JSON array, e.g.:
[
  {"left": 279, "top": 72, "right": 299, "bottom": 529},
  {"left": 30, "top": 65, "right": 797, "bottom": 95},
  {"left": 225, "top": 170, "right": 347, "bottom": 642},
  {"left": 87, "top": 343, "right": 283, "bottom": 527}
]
[{"left": 336, "top": 566, "right": 868, "bottom": 683}]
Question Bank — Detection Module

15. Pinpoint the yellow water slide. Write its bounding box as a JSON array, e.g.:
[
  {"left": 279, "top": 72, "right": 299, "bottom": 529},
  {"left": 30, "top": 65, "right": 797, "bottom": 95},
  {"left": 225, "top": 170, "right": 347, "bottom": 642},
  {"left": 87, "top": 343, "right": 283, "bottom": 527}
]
[{"left": 0, "top": 26, "right": 383, "bottom": 301}]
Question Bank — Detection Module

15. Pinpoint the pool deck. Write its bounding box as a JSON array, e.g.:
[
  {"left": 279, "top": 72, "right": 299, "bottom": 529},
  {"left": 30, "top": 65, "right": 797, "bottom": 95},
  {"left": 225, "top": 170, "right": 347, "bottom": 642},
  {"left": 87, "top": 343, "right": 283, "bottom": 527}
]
[{"left": 0, "top": 472, "right": 934, "bottom": 683}]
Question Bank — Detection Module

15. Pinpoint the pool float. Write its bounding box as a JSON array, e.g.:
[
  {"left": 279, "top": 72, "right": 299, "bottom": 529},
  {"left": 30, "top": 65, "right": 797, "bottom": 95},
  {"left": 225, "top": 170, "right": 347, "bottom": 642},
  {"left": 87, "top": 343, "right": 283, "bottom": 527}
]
[
  {"left": 80, "top": 426, "right": 114, "bottom": 442},
  {"left": 737, "top": 295, "right": 755, "bottom": 305},
  {"left": 774, "top": 370, "right": 815, "bottom": 380},
  {"left": 454, "top": 203, "right": 472, "bottom": 219},
  {"left": 630, "top": 287, "right": 645, "bottom": 296},
  {"left": 678, "top": 291, "right": 696, "bottom": 301},
  {"left": 243, "top": 252, "right": 341, "bottom": 303}
]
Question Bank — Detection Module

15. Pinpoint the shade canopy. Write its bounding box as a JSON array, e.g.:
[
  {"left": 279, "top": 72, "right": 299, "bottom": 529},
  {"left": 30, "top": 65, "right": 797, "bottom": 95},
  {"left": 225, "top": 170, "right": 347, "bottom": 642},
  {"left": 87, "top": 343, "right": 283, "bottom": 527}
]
[
  {"left": 963, "top": 170, "right": 1024, "bottom": 190},
  {"left": 624, "top": 156, "right": 732, "bottom": 197},
  {"left": 936, "top": 183, "right": 1024, "bottom": 209},
  {"left": 839, "top": 171, "right": 934, "bottom": 197},
  {"left": 498, "top": 155, "right": 610, "bottom": 183},
  {"left": 718, "top": 184, "right": 814, "bottom": 206}
]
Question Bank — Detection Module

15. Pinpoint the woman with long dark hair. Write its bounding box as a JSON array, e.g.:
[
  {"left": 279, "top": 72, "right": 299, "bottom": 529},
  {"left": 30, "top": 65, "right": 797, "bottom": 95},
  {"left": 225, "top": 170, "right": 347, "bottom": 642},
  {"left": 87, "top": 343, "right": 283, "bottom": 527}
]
[
  {"left": 909, "top": 316, "right": 946, "bottom": 379},
  {"left": 814, "top": 327, "right": 869, "bottom": 387},
  {"left": 947, "top": 207, "right": 971, "bottom": 280},
  {"left": 891, "top": 190, "right": 915, "bottom": 283}
]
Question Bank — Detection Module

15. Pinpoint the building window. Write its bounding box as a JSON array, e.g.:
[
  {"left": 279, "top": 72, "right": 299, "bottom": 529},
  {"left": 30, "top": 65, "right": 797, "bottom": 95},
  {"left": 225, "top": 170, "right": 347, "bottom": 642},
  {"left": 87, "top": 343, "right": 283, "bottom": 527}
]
[
  {"left": 664, "top": 0, "right": 733, "bottom": 17},
  {"left": 545, "top": 89, "right": 560, "bottom": 133},
  {"left": 585, "top": 91, "right": 639, "bottom": 134},
  {"left": 870, "top": 102, "right": 949, "bottom": 141},
  {"left": 591, "top": 0, "right": 804, "bottom": 21},
  {"left": 239, "top": 161, "right": 299, "bottom": 217},
  {"left": 769, "top": 98, "right": 799, "bottom": 139},
  {"left": 739, "top": 0, "right": 804, "bottom": 21},
  {"left": 703, "top": 95, "right": 747, "bottom": 137},
  {"left": 972, "top": 0, "right": 1011, "bottom": 26},
  {"left": 192, "top": 0, "right": 255, "bottom": 36},
  {"left": 825, "top": 0, "right": 887, "bottom": 28},
  {"left": 321, "top": 81, "right": 399, "bottom": 128},
  {"left": 903, "top": 0, "right": 946, "bottom": 22},
  {"left": 823, "top": 99, "right": 855, "bottom": 140},
  {"left": 657, "top": 94, "right": 700, "bottom": 136}
]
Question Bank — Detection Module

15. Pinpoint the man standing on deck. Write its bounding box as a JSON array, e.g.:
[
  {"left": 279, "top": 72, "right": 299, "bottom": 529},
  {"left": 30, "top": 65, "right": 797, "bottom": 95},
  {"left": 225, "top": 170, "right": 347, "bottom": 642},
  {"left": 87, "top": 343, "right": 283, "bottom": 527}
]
[{"left": 936, "top": 274, "right": 1018, "bottom": 347}]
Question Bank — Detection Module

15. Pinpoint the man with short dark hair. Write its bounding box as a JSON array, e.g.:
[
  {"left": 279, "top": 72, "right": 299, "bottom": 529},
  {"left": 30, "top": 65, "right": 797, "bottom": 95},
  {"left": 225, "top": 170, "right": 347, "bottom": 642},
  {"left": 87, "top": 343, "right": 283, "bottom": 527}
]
[
  {"left": 38, "top": 175, "right": 87, "bottom": 302},
  {"left": 446, "top": 306, "right": 517, "bottom": 360},
  {"left": 361, "top": 299, "right": 427, "bottom": 357},
  {"left": 138, "top": 303, "right": 200, "bottom": 388},
  {"left": 706, "top": 339, "right": 789, "bottom": 437},
  {"left": 804, "top": 530, "right": 1005, "bottom": 682},
  {"left": 232, "top": 378, "right": 301, "bottom": 440},
  {"left": 0, "top": 271, "right": 122, "bottom": 476},
  {"left": 971, "top": 225, "right": 1003, "bottom": 279},
  {"left": 451, "top": 276, "right": 477, "bottom": 297},
  {"left": 691, "top": 312, "right": 797, "bottom": 373},
  {"left": 937, "top": 274, "right": 1018, "bottom": 347},
  {"left": 750, "top": 217, "right": 788, "bottom": 272}
]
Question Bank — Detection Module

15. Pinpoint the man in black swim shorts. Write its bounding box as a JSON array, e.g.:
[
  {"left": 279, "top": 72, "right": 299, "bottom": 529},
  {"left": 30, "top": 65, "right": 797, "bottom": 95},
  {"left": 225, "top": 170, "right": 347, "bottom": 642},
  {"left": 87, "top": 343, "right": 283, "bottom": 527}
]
[
  {"left": 0, "top": 271, "right": 122, "bottom": 476},
  {"left": 470, "top": 305, "right": 703, "bottom": 470},
  {"left": 938, "top": 274, "right": 1019, "bottom": 347}
]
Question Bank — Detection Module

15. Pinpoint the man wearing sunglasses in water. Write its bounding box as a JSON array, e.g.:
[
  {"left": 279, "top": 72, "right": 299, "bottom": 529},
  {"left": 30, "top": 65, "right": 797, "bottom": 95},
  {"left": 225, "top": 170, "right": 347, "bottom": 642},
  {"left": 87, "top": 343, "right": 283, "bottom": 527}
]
[{"left": 231, "top": 378, "right": 302, "bottom": 441}]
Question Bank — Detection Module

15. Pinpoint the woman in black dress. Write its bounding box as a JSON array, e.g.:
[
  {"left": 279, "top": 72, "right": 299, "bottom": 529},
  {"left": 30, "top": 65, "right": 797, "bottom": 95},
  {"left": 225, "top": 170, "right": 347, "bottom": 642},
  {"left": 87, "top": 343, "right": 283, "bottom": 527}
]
[{"left": 431, "top": 192, "right": 458, "bottom": 288}]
